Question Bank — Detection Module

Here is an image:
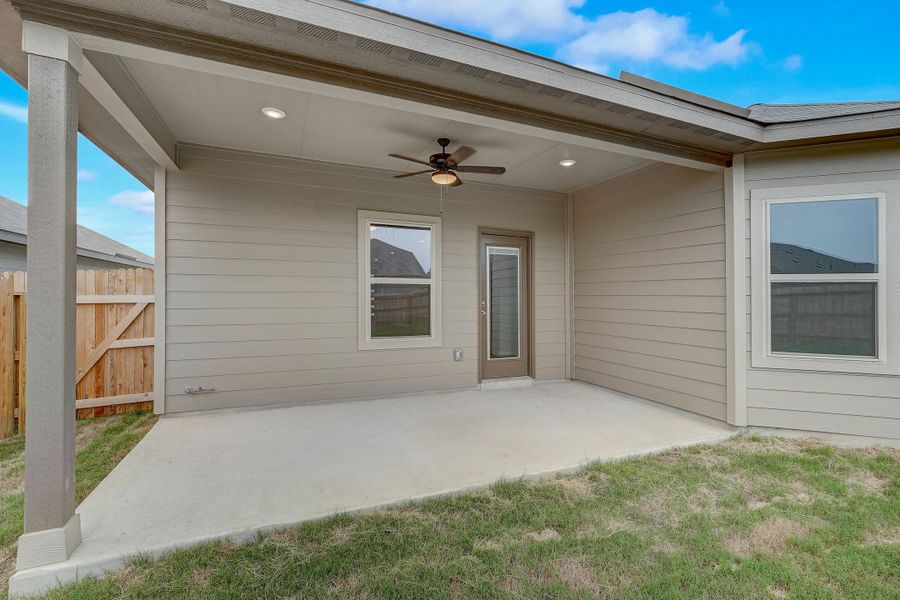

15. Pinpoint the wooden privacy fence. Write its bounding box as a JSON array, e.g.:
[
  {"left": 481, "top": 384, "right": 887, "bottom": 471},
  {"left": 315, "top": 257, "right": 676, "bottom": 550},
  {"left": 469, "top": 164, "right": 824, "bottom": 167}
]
[{"left": 0, "top": 268, "right": 155, "bottom": 438}]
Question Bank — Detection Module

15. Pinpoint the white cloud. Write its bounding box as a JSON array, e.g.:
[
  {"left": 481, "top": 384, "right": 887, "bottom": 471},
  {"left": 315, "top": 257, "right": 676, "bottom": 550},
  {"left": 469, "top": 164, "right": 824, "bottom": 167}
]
[
  {"left": 77, "top": 170, "right": 98, "bottom": 182},
  {"left": 0, "top": 101, "right": 27, "bottom": 123},
  {"left": 364, "top": 0, "right": 586, "bottom": 42},
  {"left": 363, "top": 2, "right": 754, "bottom": 73},
  {"left": 559, "top": 9, "right": 751, "bottom": 72},
  {"left": 783, "top": 54, "right": 803, "bottom": 72},
  {"left": 109, "top": 190, "right": 154, "bottom": 214}
]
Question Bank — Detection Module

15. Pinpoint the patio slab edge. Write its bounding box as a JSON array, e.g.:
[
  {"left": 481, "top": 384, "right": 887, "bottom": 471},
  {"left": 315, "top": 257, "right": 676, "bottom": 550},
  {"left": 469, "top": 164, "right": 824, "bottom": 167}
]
[{"left": 8, "top": 429, "right": 737, "bottom": 598}]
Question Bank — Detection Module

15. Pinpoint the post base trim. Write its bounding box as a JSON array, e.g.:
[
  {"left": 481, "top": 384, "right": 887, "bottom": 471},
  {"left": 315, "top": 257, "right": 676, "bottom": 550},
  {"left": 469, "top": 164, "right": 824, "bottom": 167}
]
[{"left": 15, "top": 513, "right": 81, "bottom": 570}]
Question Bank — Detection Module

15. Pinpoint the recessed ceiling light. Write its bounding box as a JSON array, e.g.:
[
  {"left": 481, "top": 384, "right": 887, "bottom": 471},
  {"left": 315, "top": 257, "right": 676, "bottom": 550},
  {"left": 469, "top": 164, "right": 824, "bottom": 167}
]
[
  {"left": 261, "top": 107, "right": 286, "bottom": 119},
  {"left": 559, "top": 159, "right": 577, "bottom": 168}
]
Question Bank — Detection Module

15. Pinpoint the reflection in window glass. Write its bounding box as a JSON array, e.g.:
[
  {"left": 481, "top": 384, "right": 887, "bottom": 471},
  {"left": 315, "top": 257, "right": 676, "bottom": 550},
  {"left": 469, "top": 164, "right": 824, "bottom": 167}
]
[
  {"left": 488, "top": 248, "right": 519, "bottom": 359},
  {"left": 770, "top": 199, "right": 878, "bottom": 274},
  {"left": 771, "top": 282, "right": 877, "bottom": 357},
  {"left": 370, "top": 225, "right": 431, "bottom": 278},
  {"left": 371, "top": 284, "right": 431, "bottom": 338}
]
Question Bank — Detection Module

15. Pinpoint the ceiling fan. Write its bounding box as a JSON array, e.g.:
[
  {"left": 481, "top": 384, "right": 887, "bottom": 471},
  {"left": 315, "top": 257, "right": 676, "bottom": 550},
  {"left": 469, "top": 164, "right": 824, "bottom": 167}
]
[{"left": 389, "top": 138, "right": 506, "bottom": 187}]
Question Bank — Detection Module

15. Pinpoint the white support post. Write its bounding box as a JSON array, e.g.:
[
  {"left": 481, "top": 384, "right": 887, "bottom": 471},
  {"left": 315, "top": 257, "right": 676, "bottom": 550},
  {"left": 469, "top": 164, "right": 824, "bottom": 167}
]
[
  {"left": 153, "top": 166, "right": 167, "bottom": 415},
  {"left": 16, "top": 22, "right": 82, "bottom": 572},
  {"left": 725, "top": 155, "right": 748, "bottom": 426},
  {"left": 564, "top": 194, "right": 575, "bottom": 380}
]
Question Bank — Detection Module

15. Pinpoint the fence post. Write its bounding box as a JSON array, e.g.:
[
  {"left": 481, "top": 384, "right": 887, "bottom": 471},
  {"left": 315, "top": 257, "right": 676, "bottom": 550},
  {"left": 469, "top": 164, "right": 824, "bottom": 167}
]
[
  {"left": 15, "top": 272, "right": 26, "bottom": 434},
  {"left": 0, "top": 274, "right": 15, "bottom": 438}
]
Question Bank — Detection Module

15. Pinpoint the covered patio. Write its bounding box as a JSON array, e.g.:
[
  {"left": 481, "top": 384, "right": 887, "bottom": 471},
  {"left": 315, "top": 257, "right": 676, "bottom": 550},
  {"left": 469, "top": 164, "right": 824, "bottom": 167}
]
[
  {"left": 10, "top": 381, "right": 735, "bottom": 594},
  {"left": 1, "top": 0, "right": 761, "bottom": 595}
]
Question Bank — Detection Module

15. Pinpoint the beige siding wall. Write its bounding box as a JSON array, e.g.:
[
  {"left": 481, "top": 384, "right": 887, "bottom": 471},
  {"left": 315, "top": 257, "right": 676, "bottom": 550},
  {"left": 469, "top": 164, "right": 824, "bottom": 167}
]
[
  {"left": 0, "top": 241, "right": 27, "bottom": 271},
  {"left": 744, "top": 139, "right": 900, "bottom": 438},
  {"left": 164, "top": 145, "right": 567, "bottom": 413},
  {"left": 572, "top": 164, "right": 727, "bottom": 420}
]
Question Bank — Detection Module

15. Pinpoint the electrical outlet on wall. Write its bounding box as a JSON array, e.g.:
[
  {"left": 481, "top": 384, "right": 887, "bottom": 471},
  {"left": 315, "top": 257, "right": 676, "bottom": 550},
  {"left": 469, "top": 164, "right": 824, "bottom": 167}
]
[{"left": 453, "top": 348, "right": 464, "bottom": 361}]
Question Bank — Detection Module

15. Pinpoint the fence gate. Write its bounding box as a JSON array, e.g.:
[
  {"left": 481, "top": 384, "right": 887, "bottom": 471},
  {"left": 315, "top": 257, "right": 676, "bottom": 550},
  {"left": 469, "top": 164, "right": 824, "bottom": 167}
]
[{"left": 0, "top": 268, "right": 155, "bottom": 438}]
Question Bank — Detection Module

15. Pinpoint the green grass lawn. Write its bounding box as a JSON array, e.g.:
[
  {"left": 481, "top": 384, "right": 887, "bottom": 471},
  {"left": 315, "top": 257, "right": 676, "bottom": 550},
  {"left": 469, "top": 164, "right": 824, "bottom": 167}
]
[
  {"left": 34, "top": 434, "right": 899, "bottom": 599},
  {"left": 0, "top": 412, "right": 157, "bottom": 594}
]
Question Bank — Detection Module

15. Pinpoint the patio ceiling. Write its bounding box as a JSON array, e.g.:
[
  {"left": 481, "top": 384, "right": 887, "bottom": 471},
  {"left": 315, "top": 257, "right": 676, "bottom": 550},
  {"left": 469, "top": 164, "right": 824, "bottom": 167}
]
[{"left": 90, "top": 50, "right": 653, "bottom": 193}]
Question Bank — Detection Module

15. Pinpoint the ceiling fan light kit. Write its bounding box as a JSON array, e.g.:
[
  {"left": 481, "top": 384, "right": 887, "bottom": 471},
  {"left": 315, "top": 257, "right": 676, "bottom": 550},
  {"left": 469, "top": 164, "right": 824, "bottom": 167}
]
[{"left": 390, "top": 138, "right": 507, "bottom": 187}]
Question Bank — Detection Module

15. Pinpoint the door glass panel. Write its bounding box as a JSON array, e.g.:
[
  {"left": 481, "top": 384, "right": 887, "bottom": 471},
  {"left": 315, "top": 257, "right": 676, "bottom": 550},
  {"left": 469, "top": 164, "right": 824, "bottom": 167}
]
[
  {"left": 488, "top": 247, "right": 520, "bottom": 359},
  {"left": 371, "top": 284, "right": 431, "bottom": 338},
  {"left": 770, "top": 199, "right": 878, "bottom": 274},
  {"left": 771, "top": 282, "right": 877, "bottom": 357}
]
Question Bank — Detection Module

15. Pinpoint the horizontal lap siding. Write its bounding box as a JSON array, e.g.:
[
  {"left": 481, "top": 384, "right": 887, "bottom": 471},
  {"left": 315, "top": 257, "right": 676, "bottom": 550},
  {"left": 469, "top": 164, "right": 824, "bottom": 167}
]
[
  {"left": 745, "top": 139, "right": 900, "bottom": 438},
  {"left": 573, "top": 164, "right": 727, "bottom": 420},
  {"left": 165, "top": 146, "right": 566, "bottom": 412}
]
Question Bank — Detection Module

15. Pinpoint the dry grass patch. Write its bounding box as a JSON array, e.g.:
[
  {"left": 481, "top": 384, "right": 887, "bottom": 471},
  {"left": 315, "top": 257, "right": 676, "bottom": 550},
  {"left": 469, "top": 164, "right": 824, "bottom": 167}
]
[
  {"left": 862, "top": 524, "right": 900, "bottom": 547},
  {"left": 330, "top": 523, "right": 356, "bottom": 544},
  {"left": 472, "top": 538, "right": 503, "bottom": 551},
  {"left": 847, "top": 469, "right": 889, "bottom": 495},
  {"left": 189, "top": 568, "right": 212, "bottom": 588},
  {"left": 543, "top": 476, "right": 595, "bottom": 499},
  {"left": 554, "top": 556, "right": 600, "bottom": 595},
  {"left": 525, "top": 528, "right": 560, "bottom": 542},
  {"left": 724, "top": 516, "right": 810, "bottom": 558}
]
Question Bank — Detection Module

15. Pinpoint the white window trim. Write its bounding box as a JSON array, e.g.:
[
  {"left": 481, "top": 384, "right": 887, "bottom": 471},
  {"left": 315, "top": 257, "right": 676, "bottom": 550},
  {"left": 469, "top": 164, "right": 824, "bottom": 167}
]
[
  {"left": 750, "top": 182, "right": 896, "bottom": 375},
  {"left": 358, "top": 210, "right": 442, "bottom": 351}
]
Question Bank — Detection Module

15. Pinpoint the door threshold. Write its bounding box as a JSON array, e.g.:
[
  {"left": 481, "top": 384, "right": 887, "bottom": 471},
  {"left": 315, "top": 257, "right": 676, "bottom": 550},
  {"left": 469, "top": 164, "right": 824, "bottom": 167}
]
[{"left": 479, "top": 377, "right": 534, "bottom": 391}]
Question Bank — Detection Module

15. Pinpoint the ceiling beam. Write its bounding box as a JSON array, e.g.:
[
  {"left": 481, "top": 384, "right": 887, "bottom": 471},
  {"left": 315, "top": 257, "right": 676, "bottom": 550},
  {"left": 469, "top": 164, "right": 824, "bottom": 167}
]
[{"left": 79, "top": 54, "right": 178, "bottom": 170}]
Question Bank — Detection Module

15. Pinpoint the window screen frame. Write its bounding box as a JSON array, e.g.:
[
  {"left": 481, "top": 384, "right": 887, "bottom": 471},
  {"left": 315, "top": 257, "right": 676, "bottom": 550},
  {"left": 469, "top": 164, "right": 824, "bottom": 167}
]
[
  {"left": 358, "top": 210, "right": 442, "bottom": 350},
  {"left": 751, "top": 188, "right": 890, "bottom": 374}
]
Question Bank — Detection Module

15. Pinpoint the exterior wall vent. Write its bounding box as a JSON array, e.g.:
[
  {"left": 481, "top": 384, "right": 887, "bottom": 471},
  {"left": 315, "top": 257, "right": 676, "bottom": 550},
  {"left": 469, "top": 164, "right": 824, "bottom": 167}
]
[
  {"left": 166, "top": 0, "right": 208, "bottom": 9},
  {"left": 573, "top": 95, "right": 601, "bottom": 107},
  {"left": 455, "top": 64, "right": 488, "bottom": 79},
  {"left": 407, "top": 51, "right": 444, "bottom": 68},
  {"left": 296, "top": 23, "right": 340, "bottom": 41},
  {"left": 355, "top": 38, "right": 394, "bottom": 55},
  {"left": 229, "top": 5, "right": 277, "bottom": 26},
  {"left": 538, "top": 86, "right": 567, "bottom": 98},
  {"left": 498, "top": 75, "right": 529, "bottom": 89}
]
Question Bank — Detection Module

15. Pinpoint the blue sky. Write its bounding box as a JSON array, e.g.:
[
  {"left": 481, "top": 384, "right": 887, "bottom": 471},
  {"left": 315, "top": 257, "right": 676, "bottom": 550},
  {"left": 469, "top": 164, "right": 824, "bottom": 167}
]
[{"left": 1, "top": 1, "right": 898, "bottom": 258}]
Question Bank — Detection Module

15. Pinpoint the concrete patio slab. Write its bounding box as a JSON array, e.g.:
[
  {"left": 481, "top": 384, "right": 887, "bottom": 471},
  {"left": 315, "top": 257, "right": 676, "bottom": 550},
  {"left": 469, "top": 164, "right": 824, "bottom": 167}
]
[{"left": 10, "top": 381, "right": 735, "bottom": 596}]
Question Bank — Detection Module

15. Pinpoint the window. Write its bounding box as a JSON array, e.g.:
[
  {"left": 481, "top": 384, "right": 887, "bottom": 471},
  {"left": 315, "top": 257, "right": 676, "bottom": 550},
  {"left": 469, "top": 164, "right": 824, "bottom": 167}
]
[
  {"left": 358, "top": 211, "right": 441, "bottom": 350},
  {"left": 751, "top": 185, "right": 894, "bottom": 374}
]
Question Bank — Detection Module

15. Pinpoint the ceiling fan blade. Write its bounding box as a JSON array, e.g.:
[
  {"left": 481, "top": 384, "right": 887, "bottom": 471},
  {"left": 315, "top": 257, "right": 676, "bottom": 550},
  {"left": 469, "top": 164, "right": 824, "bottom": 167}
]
[
  {"left": 455, "top": 165, "right": 506, "bottom": 175},
  {"left": 393, "top": 169, "right": 433, "bottom": 179},
  {"left": 450, "top": 174, "right": 463, "bottom": 187},
  {"left": 447, "top": 146, "right": 476, "bottom": 166},
  {"left": 389, "top": 153, "right": 432, "bottom": 167}
]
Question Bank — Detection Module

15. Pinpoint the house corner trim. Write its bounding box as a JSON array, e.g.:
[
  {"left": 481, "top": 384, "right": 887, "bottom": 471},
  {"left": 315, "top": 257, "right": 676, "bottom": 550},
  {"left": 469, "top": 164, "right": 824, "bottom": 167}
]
[{"left": 725, "top": 154, "right": 747, "bottom": 426}]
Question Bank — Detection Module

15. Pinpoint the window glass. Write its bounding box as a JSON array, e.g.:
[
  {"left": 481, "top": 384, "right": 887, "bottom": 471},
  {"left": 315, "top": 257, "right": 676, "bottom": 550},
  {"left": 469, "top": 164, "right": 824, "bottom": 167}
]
[
  {"left": 769, "top": 198, "right": 878, "bottom": 275},
  {"left": 488, "top": 248, "right": 520, "bottom": 359},
  {"left": 771, "top": 282, "right": 877, "bottom": 357},
  {"left": 770, "top": 199, "right": 878, "bottom": 274},
  {"left": 370, "top": 225, "right": 431, "bottom": 278},
  {"left": 370, "top": 284, "right": 431, "bottom": 338}
]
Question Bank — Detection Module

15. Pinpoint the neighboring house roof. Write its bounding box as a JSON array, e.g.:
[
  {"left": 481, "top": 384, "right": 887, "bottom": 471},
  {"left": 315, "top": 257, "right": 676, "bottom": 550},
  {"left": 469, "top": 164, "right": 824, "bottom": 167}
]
[
  {"left": 370, "top": 239, "right": 427, "bottom": 278},
  {"left": 748, "top": 102, "right": 900, "bottom": 124},
  {"left": 770, "top": 243, "right": 876, "bottom": 274},
  {"left": 0, "top": 195, "right": 154, "bottom": 268}
]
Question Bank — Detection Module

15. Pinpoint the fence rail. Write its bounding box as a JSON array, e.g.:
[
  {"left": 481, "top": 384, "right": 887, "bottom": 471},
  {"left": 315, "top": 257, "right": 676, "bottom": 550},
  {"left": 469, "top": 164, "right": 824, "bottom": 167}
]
[{"left": 0, "top": 268, "right": 155, "bottom": 438}]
